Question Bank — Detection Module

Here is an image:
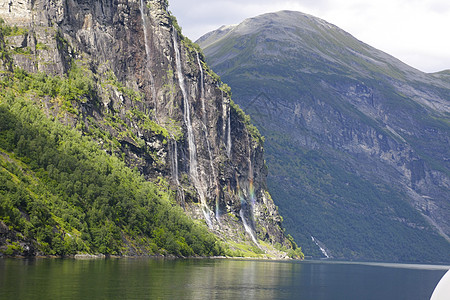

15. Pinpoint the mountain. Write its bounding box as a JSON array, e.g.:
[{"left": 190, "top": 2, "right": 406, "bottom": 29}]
[
  {"left": 0, "top": 1, "right": 301, "bottom": 258},
  {"left": 198, "top": 10, "right": 450, "bottom": 263}
]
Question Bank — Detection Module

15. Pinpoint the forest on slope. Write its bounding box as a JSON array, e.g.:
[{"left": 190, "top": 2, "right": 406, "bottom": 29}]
[
  {"left": 0, "top": 33, "right": 223, "bottom": 257},
  {"left": 0, "top": 0, "right": 302, "bottom": 259}
]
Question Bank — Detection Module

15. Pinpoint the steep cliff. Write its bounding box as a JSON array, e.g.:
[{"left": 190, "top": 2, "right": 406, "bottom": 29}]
[
  {"left": 198, "top": 11, "right": 450, "bottom": 263},
  {"left": 0, "top": 1, "right": 295, "bottom": 257}
]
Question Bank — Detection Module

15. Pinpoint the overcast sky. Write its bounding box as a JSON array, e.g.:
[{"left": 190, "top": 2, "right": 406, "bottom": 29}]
[{"left": 168, "top": 0, "right": 450, "bottom": 73}]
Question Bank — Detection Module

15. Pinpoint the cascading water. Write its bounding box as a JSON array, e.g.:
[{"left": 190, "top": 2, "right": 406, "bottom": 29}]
[
  {"left": 196, "top": 52, "right": 205, "bottom": 113},
  {"left": 221, "top": 91, "right": 227, "bottom": 151},
  {"left": 227, "top": 107, "right": 232, "bottom": 157},
  {"left": 247, "top": 137, "right": 256, "bottom": 206},
  {"left": 139, "top": 0, "right": 150, "bottom": 62},
  {"left": 196, "top": 52, "right": 221, "bottom": 223},
  {"left": 169, "top": 139, "right": 185, "bottom": 206},
  {"left": 203, "top": 126, "right": 220, "bottom": 221},
  {"left": 237, "top": 132, "right": 259, "bottom": 245},
  {"left": 172, "top": 27, "right": 212, "bottom": 227},
  {"left": 237, "top": 179, "right": 259, "bottom": 245},
  {"left": 170, "top": 139, "right": 178, "bottom": 183},
  {"left": 239, "top": 210, "right": 258, "bottom": 245},
  {"left": 311, "top": 236, "right": 330, "bottom": 258},
  {"left": 139, "top": 0, "right": 158, "bottom": 115},
  {"left": 220, "top": 91, "right": 232, "bottom": 158}
]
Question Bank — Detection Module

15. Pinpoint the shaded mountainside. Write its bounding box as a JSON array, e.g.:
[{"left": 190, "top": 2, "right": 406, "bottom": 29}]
[
  {"left": 0, "top": 1, "right": 301, "bottom": 258},
  {"left": 198, "top": 10, "right": 450, "bottom": 263}
]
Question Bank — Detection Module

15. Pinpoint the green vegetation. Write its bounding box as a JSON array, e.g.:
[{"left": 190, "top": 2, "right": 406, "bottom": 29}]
[
  {"left": 265, "top": 139, "right": 450, "bottom": 262},
  {"left": 199, "top": 12, "right": 450, "bottom": 263},
  {"left": 230, "top": 99, "right": 264, "bottom": 145},
  {"left": 0, "top": 21, "right": 12, "bottom": 72},
  {"left": 0, "top": 19, "right": 28, "bottom": 37},
  {"left": 104, "top": 70, "right": 143, "bottom": 104},
  {"left": 0, "top": 15, "right": 295, "bottom": 259},
  {"left": 168, "top": 14, "right": 264, "bottom": 147},
  {"left": 0, "top": 81, "right": 224, "bottom": 257},
  {"left": 223, "top": 240, "right": 264, "bottom": 258},
  {"left": 0, "top": 22, "right": 224, "bottom": 257},
  {"left": 168, "top": 12, "right": 221, "bottom": 85},
  {"left": 2, "top": 63, "right": 97, "bottom": 116},
  {"left": 169, "top": 14, "right": 203, "bottom": 56}
]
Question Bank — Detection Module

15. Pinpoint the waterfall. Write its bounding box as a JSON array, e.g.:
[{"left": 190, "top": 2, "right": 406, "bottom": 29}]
[
  {"left": 240, "top": 209, "right": 258, "bottom": 245},
  {"left": 237, "top": 133, "right": 259, "bottom": 245},
  {"left": 196, "top": 52, "right": 205, "bottom": 105},
  {"left": 170, "top": 139, "right": 179, "bottom": 183},
  {"left": 172, "top": 27, "right": 193, "bottom": 175},
  {"left": 170, "top": 139, "right": 185, "bottom": 206},
  {"left": 140, "top": 0, "right": 150, "bottom": 64},
  {"left": 227, "top": 107, "right": 232, "bottom": 157},
  {"left": 196, "top": 51, "right": 221, "bottom": 223},
  {"left": 203, "top": 123, "right": 220, "bottom": 221},
  {"left": 237, "top": 180, "right": 259, "bottom": 245},
  {"left": 247, "top": 133, "right": 255, "bottom": 206},
  {"left": 221, "top": 91, "right": 232, "bottom": 157},
  {"left": 172, "top": 27, "right": 212, "bottom": 227},
  {"left": 139, "top": 0, "right": 157, "bottom": 115},
  {"left": 311, "top": 236, "right": 330, "bottom": 258},
  {"left": 221, "top": 91, "right": 227, "bottom": 151}
]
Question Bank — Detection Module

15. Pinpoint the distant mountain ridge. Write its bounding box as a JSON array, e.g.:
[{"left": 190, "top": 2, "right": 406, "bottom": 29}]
[{"left": 198, "top": 10, "right": 450, "bottom": 263}]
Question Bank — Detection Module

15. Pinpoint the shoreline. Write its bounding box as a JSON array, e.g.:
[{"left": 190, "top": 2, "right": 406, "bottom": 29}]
[
  {"left": 0, "top": 253, "right": 296, "bottom": 261},
  {"left": 3, "top": 255, "right": 450, "bottom": 269}
]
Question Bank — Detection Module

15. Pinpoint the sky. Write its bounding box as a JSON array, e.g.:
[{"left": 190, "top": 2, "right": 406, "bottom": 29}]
[{"left": 168, "top": 0, "right": 450, "bottom": 73}]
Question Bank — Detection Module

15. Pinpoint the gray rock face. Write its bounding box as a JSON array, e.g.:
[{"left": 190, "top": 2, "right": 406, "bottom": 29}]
[
  {"left": 0, "top": 1, "right": 289, "bottom": 251},
  {"left": 198, "top": 10, "right": 450, "bottom": 262}
]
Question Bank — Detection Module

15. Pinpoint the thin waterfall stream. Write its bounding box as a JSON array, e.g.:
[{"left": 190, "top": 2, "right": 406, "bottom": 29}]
[
  {"left": 172, "top": 27, "right": 212, "bottom": 227},
  {"left": 237, "top": 178, "right": 259, "bottom": 245},
  {"left": 196, "top": 52, "right": 221, "bottom": 223},
  {"left": 227, "top": 107, "right": 232, "bottom": 157},
  {"left": 139, "top": 0, "right": 158, "bottom": 115},
  {"left": 238, "top": 132, "right": 259, "bottom": 245},
  {"left": 170, "top": 138, "right": 185, "bottom": 206},
  {"left": 221, "top": 91, "right": 232, "bottom": 158},
  {"left": 196, "top": 52, "right": 206, "bottom": 116}
]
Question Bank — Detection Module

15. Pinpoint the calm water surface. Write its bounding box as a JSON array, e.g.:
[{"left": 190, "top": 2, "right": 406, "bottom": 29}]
[{"left": 0, "top": 258, "right": 448, "bottom": 299}]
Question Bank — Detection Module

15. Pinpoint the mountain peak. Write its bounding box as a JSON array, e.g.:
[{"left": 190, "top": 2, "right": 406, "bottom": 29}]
[
  {"left": 199, "top": 10, "right": 450, "bottom": 95},
  {"left": 198, "top": 10, "right": 450, "bottom": 262},
  {"left": 199, "top": 10, "right": 342, "bottom": 40}
]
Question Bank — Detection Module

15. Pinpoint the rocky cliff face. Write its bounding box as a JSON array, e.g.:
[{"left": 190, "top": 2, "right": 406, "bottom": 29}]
[
  {"left": 0, "top": 0, "right": 289, "bottom": 253},
  {"left": 198, "top": 11, "right": 450, "bottom": 262}
]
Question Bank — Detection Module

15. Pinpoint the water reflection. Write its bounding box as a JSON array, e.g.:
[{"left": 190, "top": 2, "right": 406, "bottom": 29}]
[
  {"left": 0, "top": 258, "right": 447, "bottom": 300},
  {"left": 0, "top": 259, "right": 291, "bottom": 300}
]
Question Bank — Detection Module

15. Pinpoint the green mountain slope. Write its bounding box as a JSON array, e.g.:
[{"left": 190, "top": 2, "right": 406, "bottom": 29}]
[
  {"left": 198, "top": 10, "right": 450, "bottom": 263},
  {"left": 0, "top": 68, "right": 224, "bottom": 257},
  {"left": 0, "top": 1, "right": 300, "bottom": 258}
]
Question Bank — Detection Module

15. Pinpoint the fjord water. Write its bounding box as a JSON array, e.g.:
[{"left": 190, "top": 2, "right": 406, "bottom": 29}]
[{"left": 0, "top": 258, "right": 447, "bottom": 300}]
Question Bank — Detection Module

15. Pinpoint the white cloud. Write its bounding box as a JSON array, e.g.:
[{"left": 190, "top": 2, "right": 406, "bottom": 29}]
[{"left": 169, "top": 0, "right": 450, "bottom": 72}]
